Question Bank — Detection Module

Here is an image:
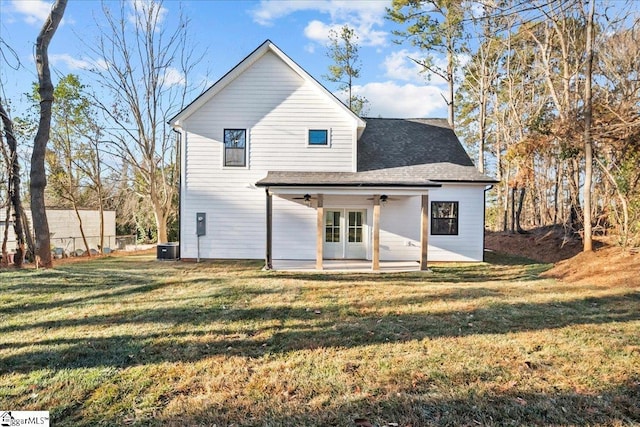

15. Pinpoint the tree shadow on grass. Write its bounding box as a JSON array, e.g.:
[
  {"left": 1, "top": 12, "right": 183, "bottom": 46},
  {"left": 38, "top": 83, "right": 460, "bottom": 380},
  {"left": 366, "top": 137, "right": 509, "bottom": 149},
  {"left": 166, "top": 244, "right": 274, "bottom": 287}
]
[
  {"left": 1, "top": 291, "right": 638, "bottom": 374},
  {"left": 151, "top": 378, "right": 640, "bottom": 427}
]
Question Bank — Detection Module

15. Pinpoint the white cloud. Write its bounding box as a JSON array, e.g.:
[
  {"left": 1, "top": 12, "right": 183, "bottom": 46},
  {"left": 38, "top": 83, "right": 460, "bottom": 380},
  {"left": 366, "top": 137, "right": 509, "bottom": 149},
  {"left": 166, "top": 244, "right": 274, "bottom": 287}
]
[
  {"left": 350, "top": 81, "right": 447, "bottom": 118},
  {"left": 382, "top": 49, "right": 424, "bottom": 82},
  {"left": 50, "top": 54, "right": 108, "bottom": 71},
  {"left": 303, "top": 20, "right": 336, "bottom": 42},
  {"left": 161, "top": 67, "right": 185, "bottom": 87},
  {"left": 381, "top": 50, "right": 471, "bottom": 86},
  {"left": 127, "top": 0, "right": 168, "bottom": 26},
  {"left": 11, "top": 0, "right": 54, "bottom": 25},
  {"left": 251, "top": 0, "right": 388, "bottom": 46}
]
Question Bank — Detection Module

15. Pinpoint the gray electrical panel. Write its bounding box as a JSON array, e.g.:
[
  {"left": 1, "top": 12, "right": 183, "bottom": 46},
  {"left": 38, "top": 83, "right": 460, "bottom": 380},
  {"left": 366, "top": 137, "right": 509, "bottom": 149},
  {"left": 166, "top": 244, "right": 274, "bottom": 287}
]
[{"left": 196, "top": 212, "right": 206, "bottom": 236}]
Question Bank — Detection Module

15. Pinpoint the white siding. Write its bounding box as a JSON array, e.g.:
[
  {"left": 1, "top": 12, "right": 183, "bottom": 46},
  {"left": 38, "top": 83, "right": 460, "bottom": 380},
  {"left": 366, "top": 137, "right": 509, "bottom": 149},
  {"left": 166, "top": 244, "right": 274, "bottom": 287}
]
[
  {"left": 180, "top": 50, "right": 358, "bottom": 260},
  {"left": 426, "top": 185, "right": 486, "bottom": 262},
  {"left": 272, "top": 197, "right": 316, "bottom": 260},
  {"left": 376, "top": 186, "right": 487, "bottom": 262},
  {"left": 269, "top": 186, "right": 487, "bottom": 263},
  {"left": 379, "top": 196, "right": 422, "bottom": 261}
]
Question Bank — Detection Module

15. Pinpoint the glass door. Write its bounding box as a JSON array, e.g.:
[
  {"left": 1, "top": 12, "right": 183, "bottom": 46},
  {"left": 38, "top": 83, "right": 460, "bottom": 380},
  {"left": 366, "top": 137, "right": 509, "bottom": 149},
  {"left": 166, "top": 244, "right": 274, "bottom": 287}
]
[{"left": 346, "top": 210, "right": 367, "bottom": 259}]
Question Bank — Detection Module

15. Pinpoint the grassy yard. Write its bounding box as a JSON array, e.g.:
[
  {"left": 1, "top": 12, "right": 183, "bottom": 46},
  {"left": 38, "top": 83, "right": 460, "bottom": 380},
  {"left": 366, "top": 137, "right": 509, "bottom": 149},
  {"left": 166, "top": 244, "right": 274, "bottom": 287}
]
[{"left": 0, "top": 253, "right": 638, "bottom": 426}]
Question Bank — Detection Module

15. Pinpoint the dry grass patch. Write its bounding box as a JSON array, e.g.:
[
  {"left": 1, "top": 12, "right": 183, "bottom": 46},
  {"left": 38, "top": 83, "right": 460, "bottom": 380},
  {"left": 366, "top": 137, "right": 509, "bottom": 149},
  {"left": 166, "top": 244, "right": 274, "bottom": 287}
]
[{"left": 0, "top": 252, "right": 638, "bottom": 426}]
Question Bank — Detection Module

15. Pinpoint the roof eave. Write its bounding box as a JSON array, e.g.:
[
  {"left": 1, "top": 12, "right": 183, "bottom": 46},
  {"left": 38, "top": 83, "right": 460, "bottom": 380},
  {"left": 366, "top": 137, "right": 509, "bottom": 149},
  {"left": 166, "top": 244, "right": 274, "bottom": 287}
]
[{"left": 255, "top": 182, "right": 442, "bottom": 188}]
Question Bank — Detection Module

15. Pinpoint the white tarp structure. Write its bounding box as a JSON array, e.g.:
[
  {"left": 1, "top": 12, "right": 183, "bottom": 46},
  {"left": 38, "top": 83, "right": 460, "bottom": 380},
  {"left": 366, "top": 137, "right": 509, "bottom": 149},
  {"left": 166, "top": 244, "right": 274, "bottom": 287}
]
[{"left": 0, "top": 208, "right": 116, "bottom": 256}]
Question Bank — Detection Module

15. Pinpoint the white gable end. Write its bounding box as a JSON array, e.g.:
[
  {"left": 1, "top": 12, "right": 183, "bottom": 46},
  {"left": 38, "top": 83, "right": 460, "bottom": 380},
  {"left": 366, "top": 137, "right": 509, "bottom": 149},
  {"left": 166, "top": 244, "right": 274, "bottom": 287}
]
[
  {"left": 178, "top": 45, "right": 363, "bottom": 260},
  {"left": 184, "top": 50, "right": 357, "bottom": 173}
]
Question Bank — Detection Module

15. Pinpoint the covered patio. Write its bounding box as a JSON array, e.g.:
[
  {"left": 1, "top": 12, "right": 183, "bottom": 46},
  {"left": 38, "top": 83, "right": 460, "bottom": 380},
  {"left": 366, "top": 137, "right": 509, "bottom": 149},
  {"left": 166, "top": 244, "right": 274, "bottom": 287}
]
[{"left": 256, "top": 171, "right": 442, "bottom": 272}]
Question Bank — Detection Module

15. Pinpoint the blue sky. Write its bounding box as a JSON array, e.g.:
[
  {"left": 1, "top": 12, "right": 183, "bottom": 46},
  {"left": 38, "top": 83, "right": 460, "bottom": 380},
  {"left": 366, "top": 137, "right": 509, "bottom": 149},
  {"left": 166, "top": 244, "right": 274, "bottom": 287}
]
[{"left": 0, "top": 0, "right": 450, "bottom": 118}]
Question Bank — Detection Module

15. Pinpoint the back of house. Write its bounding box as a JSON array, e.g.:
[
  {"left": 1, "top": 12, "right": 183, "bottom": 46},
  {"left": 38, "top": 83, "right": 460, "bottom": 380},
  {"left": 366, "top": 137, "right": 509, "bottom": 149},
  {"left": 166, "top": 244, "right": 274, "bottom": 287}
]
[{"left": 170, "top": 40, "right": 496, "bottom": 269}]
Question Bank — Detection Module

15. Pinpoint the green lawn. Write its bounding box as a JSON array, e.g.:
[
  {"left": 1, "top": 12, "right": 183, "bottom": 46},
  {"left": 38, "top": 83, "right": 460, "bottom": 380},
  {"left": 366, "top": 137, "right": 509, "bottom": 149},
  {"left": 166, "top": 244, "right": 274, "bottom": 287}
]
[{"left": 0, "top": 253, "right": 638, "bottom": 426}]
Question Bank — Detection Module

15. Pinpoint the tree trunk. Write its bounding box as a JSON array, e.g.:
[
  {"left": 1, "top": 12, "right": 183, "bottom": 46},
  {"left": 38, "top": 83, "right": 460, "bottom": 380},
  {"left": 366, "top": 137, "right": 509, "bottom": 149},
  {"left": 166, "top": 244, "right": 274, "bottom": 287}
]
[
  {"left": 31, "top": 0, "right": 67, "bottom": 268},
  {"left": 153, "top": 200, "right": 168, "bottom": 243},
  {"left": 582, "top": 0, "right": 595, "bottom": 252},
  {"left": 20, "top": 210, "right": 35, "bottom": 261},
  {"left": 502, "top": 165, "right": 510, "bottom": 232},
  {"left": 98, "top": 188, "right": 105, "bottom": 253},
  {"left": 447, "top": 47, "right": 455, "bottom": 130},
  {"left": 515, "top": 187, "right": 527, "bottom": 234},
  {"left": 72, "top": 200, "right": 91, "bottom": 256},
  {"left": 511, "top": 187, "right": 516, "bottom": 234},
  {"left": 0, "top": 99, "right": 26, "bottom": 267},
  {"left": 1, "top": 203, "right": 9, "bottom": 267}
]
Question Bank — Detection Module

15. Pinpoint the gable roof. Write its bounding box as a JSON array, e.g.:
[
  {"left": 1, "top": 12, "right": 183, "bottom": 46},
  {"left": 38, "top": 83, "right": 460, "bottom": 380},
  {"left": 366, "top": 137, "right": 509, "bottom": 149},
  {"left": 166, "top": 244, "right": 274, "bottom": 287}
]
[
  {"left": 256, "top": 118, "right": 497, "bottom": 188},
  {"left": 169, "top": 40, "right": 366, "bottom": 128}
]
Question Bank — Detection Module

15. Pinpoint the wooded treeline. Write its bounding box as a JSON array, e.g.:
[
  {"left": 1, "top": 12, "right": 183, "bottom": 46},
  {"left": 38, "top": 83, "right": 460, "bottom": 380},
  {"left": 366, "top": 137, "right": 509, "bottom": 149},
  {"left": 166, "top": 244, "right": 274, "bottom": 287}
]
[{"left": 391, "top": 0, "right": 639, "bottom": 248}]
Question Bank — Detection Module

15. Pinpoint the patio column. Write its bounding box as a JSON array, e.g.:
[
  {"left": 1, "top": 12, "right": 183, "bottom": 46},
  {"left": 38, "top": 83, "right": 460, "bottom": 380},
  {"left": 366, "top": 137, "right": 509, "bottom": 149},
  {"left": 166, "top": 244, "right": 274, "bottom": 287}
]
[
  {"left": 372, "top": 194, "right": 380, "bottom": 271},
  {"left": 265, "top": 188, "right": 273, "bottom": 270},
  {"left": 420, "top": 193, "right": 429, "bottom": 270},
  {"left": 316, "top": 194, "right": 324, "bottom": 270}
]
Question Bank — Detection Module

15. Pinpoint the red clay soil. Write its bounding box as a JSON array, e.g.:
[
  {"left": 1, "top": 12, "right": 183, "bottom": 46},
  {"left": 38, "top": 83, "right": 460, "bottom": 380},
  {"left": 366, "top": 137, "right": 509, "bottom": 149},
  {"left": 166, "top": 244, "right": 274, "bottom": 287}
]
[
  {"left": 485, "top": 228, "right": 584, "bottom": 264},
  {"left": 486, "top": 228, "right": 640, "bottom": 286},
  {"left": 542, "top": 245, "right": 640, "bottom": 286}
]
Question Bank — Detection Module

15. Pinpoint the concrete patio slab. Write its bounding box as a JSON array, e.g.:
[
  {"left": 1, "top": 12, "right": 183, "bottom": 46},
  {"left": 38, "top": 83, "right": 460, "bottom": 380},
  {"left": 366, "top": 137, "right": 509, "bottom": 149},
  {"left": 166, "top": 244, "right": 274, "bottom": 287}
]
[{"left": 271, "top": 259, "right": 425, "bottom": 273}]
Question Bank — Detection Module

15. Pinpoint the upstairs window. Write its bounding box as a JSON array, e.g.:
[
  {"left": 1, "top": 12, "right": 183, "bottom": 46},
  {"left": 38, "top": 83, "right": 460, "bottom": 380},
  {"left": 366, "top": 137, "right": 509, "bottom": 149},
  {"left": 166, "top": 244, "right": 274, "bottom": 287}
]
[
  {"left": 224, "top": 129, "right": 246, "bottom": 167},
  {"left": 308, "top": 129, "right": 328, "bottom": 146},
  {"left": 431, "top": 201, "right": 459, "bottom": 235}
]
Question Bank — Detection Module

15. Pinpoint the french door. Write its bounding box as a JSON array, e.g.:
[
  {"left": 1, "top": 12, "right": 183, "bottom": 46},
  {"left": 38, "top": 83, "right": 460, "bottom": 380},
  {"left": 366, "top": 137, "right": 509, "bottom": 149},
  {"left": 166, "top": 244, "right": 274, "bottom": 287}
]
[{"left": 323, "top": 209, "right": 367, "bottom": 259}]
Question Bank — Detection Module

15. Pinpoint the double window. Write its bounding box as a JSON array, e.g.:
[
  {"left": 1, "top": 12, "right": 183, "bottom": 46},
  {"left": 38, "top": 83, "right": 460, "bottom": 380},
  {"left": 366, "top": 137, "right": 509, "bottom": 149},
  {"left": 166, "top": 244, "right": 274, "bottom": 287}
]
[
  {"left": 224, "top": 129, "right": 246, "bottom": 167},
  {"left": 431, "top": 201, "right": 459, "bottom": 235}
]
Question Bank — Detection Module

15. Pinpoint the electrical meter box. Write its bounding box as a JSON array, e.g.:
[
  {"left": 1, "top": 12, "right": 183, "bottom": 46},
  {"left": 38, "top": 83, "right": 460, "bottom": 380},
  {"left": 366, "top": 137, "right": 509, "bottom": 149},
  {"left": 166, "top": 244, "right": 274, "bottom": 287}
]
[{"left": 196, "top": 212, "right": 206, "bottom": 236}]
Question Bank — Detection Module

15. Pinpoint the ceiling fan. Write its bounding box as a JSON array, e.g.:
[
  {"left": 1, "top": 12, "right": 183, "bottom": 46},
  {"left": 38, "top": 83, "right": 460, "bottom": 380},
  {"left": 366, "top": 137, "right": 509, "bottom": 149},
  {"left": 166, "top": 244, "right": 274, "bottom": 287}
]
[
  {"left": 366, "top": 194, "right": 396, "bottom": 203},
  {"left": 292, "top": 193, "right": 315, "bottom": 206}
]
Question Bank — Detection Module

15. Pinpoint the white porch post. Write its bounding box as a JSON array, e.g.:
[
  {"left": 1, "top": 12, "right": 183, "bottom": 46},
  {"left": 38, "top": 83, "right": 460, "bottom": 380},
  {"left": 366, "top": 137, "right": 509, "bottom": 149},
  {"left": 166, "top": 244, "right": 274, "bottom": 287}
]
[
  {"left": 316, "top": 194, "right": 324, "bottom": 270},
  {"left": 372, "top": 194, "right": 380, "bottom": 271},
  {"left": 420, "top": 193, "right": 429, "bottom": 270}
]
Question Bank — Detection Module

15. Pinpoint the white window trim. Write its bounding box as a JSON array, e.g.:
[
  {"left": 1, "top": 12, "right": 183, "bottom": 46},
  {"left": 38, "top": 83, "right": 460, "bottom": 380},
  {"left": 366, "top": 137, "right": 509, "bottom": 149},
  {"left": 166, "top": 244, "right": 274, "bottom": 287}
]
[
  {"left": 222, "top": 128, "right": 249, "bottom": 169},
  {"left": 306, "top": 128, "right": 331, "bottom": 147}
]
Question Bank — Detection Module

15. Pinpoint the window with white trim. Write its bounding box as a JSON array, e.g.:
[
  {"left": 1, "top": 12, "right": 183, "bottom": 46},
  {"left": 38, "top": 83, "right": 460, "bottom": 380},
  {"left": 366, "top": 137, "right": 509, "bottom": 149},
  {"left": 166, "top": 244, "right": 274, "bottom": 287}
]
[{"left": 224, "top": 129, "right": 246, "bottom": 167}]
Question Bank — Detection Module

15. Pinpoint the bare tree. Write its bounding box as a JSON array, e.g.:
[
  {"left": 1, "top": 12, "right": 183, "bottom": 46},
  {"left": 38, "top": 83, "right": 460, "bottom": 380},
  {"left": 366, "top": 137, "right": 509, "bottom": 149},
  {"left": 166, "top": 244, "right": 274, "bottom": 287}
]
[
  {"left": 31, "top": 0, "right": 67, "bottom": 268},
  {"left": 582, "top": 0, "right": 595, "bottom": 251},
  {"left": 85, "top": 0, "right": 203, "bottom": 243}
]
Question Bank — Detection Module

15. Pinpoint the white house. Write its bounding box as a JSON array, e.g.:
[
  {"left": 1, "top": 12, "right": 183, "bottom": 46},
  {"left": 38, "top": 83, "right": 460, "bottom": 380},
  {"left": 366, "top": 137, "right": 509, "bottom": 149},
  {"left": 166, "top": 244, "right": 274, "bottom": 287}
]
[{"left": 170, "top": 40, "right": 496, "bottom": 270}]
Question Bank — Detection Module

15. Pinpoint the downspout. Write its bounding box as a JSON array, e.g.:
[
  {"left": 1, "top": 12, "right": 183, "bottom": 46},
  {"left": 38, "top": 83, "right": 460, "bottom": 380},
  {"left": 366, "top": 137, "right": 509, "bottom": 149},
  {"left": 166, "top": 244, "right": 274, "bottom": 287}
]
[
  {"left": 483, "top": 184, "right": 494, "bottom": 262},
  {"left": 172, "top": 127, "right": 182, "bottom": 259}
]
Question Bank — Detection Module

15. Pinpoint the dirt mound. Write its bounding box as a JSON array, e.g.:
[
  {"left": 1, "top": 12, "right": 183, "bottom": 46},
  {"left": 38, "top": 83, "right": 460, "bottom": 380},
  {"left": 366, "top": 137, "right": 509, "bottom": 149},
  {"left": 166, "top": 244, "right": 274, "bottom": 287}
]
[
  {"left": 486, "top": 228, "right": 640, "bottom": 285},
  {"left": 485, "top": 227, "right": 584, "bottom": 264},
  {"left": 542, "top": 245, "right": 640, "bottom": 286}
]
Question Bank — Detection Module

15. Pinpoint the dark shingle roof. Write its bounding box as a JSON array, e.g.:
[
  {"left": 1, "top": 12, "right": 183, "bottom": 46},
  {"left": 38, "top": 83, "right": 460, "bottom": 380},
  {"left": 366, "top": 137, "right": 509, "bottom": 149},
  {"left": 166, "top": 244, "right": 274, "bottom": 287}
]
[
  {"left": 254, "top": 170, "right": 441, "bottom": 187},
  {"left": 256, "top": 118, "right": 497, "bottom": 188},
  {"left": 357, "top": 118, "right": 494, "bottom": 182}
]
